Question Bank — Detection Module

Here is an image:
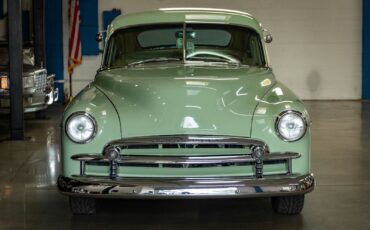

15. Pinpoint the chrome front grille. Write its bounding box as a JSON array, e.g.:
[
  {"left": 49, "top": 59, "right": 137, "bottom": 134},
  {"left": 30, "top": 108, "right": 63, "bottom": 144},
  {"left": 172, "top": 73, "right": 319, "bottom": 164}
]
[
  {"left": 34, "top": 70, "right": 47, "bottom": 93},
  {"left": 122, "top": 143, "right": 247, "bottom": 149},
  {"left": 70, "top": 135, "right": 301, "bottom": 179}
]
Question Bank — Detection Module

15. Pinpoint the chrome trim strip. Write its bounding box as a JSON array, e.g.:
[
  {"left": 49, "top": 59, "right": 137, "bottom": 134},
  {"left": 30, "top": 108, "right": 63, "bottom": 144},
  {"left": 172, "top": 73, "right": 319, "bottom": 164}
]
[
  {"left": 159, "top": 8, "right": 255, "bottom": 19},
  {"left": 58, "top": 173, "right": 315, "bottom": 198},
  {"left": 106, "top": 135, "right": 269, "bottom": 151},
  {"left": 71, "top": 152, "right": 300, "bottom": 165}
]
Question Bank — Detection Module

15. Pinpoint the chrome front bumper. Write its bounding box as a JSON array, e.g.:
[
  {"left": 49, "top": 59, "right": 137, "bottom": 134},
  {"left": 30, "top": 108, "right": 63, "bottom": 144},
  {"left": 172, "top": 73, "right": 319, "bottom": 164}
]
[
  {"left": 58, "top": 173, "right": 314, "bottom": 198},
  {"left": 58, "top": 135, "right": 315, "bottom": 198}
]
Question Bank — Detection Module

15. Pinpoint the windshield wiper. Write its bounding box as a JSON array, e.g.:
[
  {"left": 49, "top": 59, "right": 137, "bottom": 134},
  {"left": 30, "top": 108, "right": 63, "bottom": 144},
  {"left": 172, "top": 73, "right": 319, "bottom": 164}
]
[
  {"left": 186, "top": 57, "right": 241, "bottom": 66},
  {"left": 127, "top": 57, "right": 181, "bottom": 67}
]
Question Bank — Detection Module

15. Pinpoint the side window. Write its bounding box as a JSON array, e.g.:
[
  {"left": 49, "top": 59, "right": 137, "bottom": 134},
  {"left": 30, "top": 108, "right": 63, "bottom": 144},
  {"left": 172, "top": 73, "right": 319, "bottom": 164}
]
[
  {"left": 249, "top": 35, "right": 264, "bottom": 66},
  {"left": 105, "top": 37, "right": 117, "bottom": 67}
]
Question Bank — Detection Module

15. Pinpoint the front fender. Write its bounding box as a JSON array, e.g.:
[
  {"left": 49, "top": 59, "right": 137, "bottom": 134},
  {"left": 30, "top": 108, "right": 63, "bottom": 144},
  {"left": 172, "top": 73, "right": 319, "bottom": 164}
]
[
  {"left": 251, "top": 82, "right": 311, "bottom": 175},
  {"left": 61, "top": 84, "right": 121, "bottom": 177}
]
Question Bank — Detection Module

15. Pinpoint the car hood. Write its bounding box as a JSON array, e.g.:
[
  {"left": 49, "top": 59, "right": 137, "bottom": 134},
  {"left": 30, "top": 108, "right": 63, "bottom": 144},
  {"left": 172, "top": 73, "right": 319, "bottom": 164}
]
[{"left": 95, "top": 64, "right": 276, "bottom": 138}]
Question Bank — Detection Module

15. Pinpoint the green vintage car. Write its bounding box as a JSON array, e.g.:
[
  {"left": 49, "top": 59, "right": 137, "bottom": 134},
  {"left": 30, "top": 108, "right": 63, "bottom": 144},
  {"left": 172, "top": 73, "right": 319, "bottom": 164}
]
[{"left": 58, "top": 8, "right": 314, "bottom": 215}]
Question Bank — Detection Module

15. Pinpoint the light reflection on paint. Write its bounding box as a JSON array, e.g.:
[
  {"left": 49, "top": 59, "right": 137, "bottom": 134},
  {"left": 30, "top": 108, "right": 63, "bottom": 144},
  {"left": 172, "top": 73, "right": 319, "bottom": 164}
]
[
  {"left": 176, "top": 77, "right": 239, "bottom": 81},
  {"left": 185, "top": 86, "right": 217, "bottom": 91},
  {"left": 221, "top": 97, "right": 226, "bottom": 107},
  {"left": 185, "top": 14, "right": 229, "bottom": 21},
  {"left": 186, "top": 81, "right": 209, "bottom": 86},
  {"left": 181, "top": 116, "right": 199, "bottom": 129},
  {"left": 254, "top": 95, "right": 293, "bottom": 105},
  {"left": 272, "top": 87, "right": 284, "bottom": 96},
  {"left": 236, "top": 86, "right": 248, "bottom": 96},
  {"left": 187, "top": 89, "right": 201, "bottom": 96},
  {"left": 229, "top": 109, "right": 250, "bottom": 117},
  {"left": 261, "top": 78, "right": 272, "bottom": 87},
  {"left": 255, "top": 107, "right": 267, "bottom": 114},
  {"left": 185, "top": 105, "right": 202, "bottom": 110}
]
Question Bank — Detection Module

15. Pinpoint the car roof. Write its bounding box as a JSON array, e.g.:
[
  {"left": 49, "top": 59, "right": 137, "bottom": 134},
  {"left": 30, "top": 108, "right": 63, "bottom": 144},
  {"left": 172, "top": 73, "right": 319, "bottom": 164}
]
[{"left": 108, "top": 8, "right": 263, "bottom": 37}]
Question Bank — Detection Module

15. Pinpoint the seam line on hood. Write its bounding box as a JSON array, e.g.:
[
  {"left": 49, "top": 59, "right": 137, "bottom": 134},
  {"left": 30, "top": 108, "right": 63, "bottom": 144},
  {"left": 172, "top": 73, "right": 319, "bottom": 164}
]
[
  {"left": 250, "top": 81, "right": 277, "bottom": 137},
  {"left": 94, "top": 83, "right": 123, "bottom": 138}
]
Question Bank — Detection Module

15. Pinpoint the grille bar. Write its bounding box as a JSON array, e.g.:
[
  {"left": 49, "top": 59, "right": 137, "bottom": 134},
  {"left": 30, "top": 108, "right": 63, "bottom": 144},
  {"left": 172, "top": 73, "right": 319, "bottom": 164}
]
[
  {"left": 108, "top": 135, "right": 268, "bottom": 151},
  {"left": 72, "top": 152, "right": 300, "bottom": 165},
  {"left": 34, "top": 69, "right": 47, "bottom": 93}
]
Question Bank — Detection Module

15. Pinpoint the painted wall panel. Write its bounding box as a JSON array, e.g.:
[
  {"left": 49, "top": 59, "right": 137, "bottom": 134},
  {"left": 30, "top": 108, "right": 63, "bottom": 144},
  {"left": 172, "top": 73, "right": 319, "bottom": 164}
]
[
  {"left": 363, "top": 0, "right": 370, "bottom": 99},
  {"left": 80, "top": 0, "right": 99, "bottom": 55},
  {"left": 45, "top": 0, "right": 64, "bottom": 102}
]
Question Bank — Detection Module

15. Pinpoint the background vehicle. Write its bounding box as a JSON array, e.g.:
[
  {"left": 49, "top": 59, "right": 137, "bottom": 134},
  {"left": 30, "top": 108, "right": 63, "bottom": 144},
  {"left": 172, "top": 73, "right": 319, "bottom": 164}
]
[{"left": 0, "top": 42, "right": 58, "bottom": 114}]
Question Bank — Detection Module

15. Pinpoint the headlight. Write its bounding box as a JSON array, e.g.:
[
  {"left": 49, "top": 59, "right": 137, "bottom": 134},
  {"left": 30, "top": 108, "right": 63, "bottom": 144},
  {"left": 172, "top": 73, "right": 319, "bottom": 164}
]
[
  {"left": 276, "top": 111, "right": 307, "bottom": 142},
  {"left": 0, "top": 76, "right": 8, "bottom": 89},
  {"left": 65, "top": 112, "right": 97, "bottom": 143},
  {"left": 23, "top": 75, "right": 35, "bottom": 88}
]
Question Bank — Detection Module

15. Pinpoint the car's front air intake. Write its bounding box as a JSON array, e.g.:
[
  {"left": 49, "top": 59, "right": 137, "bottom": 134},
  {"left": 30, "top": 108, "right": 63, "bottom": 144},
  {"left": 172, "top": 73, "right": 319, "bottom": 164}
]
[
  {"left": 70, "top": 135, "right": 301, "bottom": 179},
  {"left": 34, "top": 70, "right": 47, "bottom": 93}
]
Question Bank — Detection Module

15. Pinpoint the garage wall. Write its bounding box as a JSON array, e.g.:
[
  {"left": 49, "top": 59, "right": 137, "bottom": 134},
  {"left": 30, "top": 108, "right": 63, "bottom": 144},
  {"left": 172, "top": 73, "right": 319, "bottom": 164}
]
[{"left": 63, "top": 0, "right": 362, "bottom": 100}]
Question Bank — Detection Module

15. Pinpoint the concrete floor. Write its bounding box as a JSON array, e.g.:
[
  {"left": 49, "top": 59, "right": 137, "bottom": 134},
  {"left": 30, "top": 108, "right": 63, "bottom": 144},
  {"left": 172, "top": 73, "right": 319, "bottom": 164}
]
[{"left": 0, "top": 101, "right": 369, "bottom": 229}]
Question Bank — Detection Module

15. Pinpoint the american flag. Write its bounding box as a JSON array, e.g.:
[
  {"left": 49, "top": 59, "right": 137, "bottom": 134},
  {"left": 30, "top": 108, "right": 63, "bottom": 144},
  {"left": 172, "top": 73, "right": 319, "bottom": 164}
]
[{"left": 68, "top": 0, "right": 82, "bottom": 74}]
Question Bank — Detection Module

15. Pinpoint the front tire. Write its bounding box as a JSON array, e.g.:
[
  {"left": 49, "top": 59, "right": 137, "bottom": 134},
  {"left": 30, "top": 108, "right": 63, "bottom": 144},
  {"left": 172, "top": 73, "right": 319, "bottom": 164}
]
[
  {"left": 69, "top": 197, "right": 96, "bottom": 214},
  {"left": 271, "top": 195, "right": 305, "bottom": 215}
]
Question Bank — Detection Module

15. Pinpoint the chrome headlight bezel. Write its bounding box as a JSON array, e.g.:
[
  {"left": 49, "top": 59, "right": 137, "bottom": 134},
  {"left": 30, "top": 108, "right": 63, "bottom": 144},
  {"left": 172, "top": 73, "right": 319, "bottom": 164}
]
[
  {"left": 275, "top": 111, "right": 307, "bottom": 142},
  {"left": 23, "top": 75, "right": 36, "bottom": 88},
  {"left": 65, "top": 112, "right": 97, "bottom": 144}
]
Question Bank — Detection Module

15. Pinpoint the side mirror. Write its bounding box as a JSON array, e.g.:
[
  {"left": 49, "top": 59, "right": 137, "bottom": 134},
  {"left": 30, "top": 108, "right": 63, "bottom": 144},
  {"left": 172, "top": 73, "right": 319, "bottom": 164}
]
[
  {"left": 261, "top": 25, "right": 273, "bottom": 44},
  {"left": 264, "top": 34, "right": 273, "bottom": 43},
  {"left": 96, "top": 32, "right": 104, "bottom": 42}
]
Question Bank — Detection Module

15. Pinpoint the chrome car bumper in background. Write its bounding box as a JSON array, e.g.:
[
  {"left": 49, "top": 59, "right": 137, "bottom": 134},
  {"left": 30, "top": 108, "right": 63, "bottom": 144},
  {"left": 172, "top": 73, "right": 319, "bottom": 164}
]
[
  {"left": 0, "top": 94, "right": 47, "bottom": 113},
  {"left": 0, "top": 87, "right": 58, "bottom": 114},
  {"left": 58, "top": 173, "right": 315, "bottom": 198},
  {"left": 0, "top": 73, "right": 58, "bottom": 114},
  {"left": 46, "top": 87, "right": 59, "bottom": 105}
]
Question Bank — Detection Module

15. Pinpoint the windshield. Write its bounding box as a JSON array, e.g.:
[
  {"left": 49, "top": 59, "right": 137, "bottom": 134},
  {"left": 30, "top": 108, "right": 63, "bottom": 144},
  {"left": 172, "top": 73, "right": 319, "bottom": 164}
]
[{"left": 103, "top": 23, "right": 266, "bottom": 68}]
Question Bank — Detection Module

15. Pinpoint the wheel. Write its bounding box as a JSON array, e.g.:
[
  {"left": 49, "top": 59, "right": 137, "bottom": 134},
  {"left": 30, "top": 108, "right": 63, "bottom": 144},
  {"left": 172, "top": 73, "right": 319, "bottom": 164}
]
[
  {"left": 271, "top": 195, "right": 305, "bottom": 215},
  {"left": 69, "top": 197, "right": 96, "bottom": 214}
]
